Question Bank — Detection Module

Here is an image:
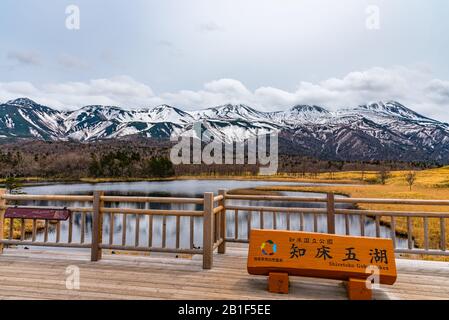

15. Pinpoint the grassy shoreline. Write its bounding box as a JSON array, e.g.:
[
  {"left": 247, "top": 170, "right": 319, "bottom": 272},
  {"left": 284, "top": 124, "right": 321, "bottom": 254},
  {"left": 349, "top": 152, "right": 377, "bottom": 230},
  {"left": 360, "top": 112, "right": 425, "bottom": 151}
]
[
  {"left": 0, "top": 175, "right": 360, "bottom": 186},
  {"left": 2, "top": 166, "right": 448, "bottom": 186}
]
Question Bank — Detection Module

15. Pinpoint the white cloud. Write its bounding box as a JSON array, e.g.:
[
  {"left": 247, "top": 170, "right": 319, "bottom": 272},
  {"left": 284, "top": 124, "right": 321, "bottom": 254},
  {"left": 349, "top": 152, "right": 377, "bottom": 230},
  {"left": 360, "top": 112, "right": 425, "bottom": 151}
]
[
  {"left": 0, "top": 76, "right": 155, "bottom": 110},
  {"left": 426, "top": 79, "right": 449, "bottom": 103},
  {"left": 6, "top": 50, "right": 41, "bottom": 66},
  {"left": 157, "top": 66, "right": 449, "bottom": 122},
  {"left": 57, "top": 54, "right": 89, "bottom": 69},
  {"left": 197, "top": 21, "right": 224, "bottom": 32},
  {"left": 0, "top": 66, "right": 449, "bottom": 122}
]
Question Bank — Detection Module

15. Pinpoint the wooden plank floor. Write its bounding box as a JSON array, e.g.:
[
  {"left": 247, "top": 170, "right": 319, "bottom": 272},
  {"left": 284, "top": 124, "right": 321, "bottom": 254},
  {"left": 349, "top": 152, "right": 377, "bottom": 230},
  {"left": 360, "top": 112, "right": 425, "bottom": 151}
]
[{"left": 0, "top": 244, "right": 448, "bottom": 300}]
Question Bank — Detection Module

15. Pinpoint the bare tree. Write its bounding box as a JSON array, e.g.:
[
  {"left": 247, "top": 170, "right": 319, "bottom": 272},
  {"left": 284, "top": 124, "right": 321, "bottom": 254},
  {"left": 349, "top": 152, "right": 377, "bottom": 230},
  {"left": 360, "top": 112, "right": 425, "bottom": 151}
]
[
  {"left": 378, "top": 168, "right": 391, "bottom": 185},
  {"left": 360, "top": 162, "right": 366, "bottom": 181},
  {"left": 405, "top": 171, "right": 417, "bottom": 191}
]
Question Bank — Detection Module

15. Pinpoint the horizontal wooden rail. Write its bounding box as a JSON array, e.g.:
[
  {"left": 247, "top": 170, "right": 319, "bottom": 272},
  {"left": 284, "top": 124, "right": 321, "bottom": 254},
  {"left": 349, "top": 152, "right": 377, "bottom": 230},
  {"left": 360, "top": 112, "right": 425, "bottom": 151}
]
[
  {"left": 0, "top": 205, "right": 93, "bottom": 212},
  {"left": 226, "top": 205, "right": 328, "bottom": 214},
  {"left": 335, "top": 198, "right": 449, "bottom": 206},
  {"left": 0, "top": 240, "right": 91, "bottom": 248},
  {"left": 335, "top": 209, "right": 449, "bottom": 218},
  {"left": 214, "top": 195, "right": 224, "bottom": 202},
  {"left": 101, "top": 207, "right": 204, "bottom": 216},
  {"left": 101, "top": 196, "right": 204, "bottom": 204},
  {"left": 394, "top": 248, "right": 449, "bottom": 256},
  {"left": 1, "top": 194, "right": 93, "bottom": 202},
  {"left": 225, "top": 194, "right": 327, "bottom": 202},
  {"left": 100, "top": 244, "right": 202, "bottom": 254}
]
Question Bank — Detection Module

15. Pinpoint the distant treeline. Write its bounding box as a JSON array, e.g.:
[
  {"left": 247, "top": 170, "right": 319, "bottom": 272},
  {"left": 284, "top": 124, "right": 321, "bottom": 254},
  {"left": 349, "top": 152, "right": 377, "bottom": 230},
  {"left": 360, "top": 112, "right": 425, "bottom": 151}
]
[{"left": 0, "top": 139, "right": 440, "bottom": 180}]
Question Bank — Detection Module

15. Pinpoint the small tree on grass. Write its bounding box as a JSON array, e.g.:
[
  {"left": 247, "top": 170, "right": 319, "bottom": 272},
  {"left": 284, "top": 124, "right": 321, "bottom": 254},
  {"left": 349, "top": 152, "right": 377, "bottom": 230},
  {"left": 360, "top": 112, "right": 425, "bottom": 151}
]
[
  {"left": 405, "top": 171, "right": 417, "bottom": 191},
  {"left": 4, "top": 176, "right": 23, "bottom": 194},
  {"left": 378, "top": 168, "right": 391, "bottom": 185}
]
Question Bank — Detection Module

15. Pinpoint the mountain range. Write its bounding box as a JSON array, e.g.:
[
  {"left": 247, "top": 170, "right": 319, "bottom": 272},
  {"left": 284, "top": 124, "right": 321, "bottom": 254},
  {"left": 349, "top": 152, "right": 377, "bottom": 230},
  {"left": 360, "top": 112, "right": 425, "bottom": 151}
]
[{"left": 1, "top": 97, "right": 449, "bottom": 163}]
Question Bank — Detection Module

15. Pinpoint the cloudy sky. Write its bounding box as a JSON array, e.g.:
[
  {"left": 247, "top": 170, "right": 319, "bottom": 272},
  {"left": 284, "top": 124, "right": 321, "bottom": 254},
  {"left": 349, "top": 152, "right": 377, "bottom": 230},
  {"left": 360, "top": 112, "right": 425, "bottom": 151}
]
[{"left": 1, "top": 0, "right": 449, "bottom": 121}]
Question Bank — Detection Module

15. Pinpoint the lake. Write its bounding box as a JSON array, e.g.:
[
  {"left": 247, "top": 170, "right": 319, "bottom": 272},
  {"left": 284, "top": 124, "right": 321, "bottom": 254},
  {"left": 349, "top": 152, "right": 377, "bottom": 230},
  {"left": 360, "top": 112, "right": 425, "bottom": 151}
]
[{"left": 16, "top": 179, "right": 408, "bottom": 249}]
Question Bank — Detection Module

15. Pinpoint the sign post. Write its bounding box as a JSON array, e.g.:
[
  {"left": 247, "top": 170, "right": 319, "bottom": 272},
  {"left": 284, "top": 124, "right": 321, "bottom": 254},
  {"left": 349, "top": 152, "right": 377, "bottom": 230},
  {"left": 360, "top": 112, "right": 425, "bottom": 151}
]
[{"left": 248, "top": 229, "right": 397, "bottom": 299}]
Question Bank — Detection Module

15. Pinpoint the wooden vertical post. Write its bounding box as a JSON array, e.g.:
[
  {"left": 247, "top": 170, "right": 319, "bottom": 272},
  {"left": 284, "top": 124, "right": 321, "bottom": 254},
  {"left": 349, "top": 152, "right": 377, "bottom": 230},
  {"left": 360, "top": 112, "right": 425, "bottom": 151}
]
[
  {"left": 218, "top": 189, "right": 227, "bottom": 254},
  {"left": 268, "top": 272, "right": 289, "bottom": 294},
  {"left": 347, "top": 278, "right": 372, "bottom": 300},
  {"left": 407, "top": 217, "right": 413, "bottom": 249},
  {"left": 203, "top": 192, "right": 214, "bottom": 269},
  {"left": 0, "top": 189, "right": 6, "bottom": 254},
  {"left": 441, "top": 217, "right": 446, "bottom": 251},
  {"left": 327, "top": 193, "right": 336, "bottom": 234},
  {"left": 91, "top": 191, "right": 104, "bottom": 262}
]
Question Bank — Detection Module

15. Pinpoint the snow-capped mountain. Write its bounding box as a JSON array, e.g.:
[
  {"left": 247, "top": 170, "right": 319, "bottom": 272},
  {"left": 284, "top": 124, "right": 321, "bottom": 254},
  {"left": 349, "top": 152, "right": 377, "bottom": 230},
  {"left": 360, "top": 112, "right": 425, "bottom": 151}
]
[
  {"left": 1, "top": 98, "right": 448, "bottom": 162},
  {"left": 0, "top": 98, "right": 64, "bottom": 139}
]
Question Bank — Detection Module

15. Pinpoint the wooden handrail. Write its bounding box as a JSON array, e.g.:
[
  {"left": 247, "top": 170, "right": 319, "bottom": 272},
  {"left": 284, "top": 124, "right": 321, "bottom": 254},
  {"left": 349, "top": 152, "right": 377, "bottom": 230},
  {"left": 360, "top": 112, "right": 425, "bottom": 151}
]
[
  {"left": 101, "top": 207, "right": 204, "bottom": 216},
  {"left": 335, "top": 198, "right": 449, "bottom": 205},
  {"left": 225, "top": 194, "right": 327, "bottom": 202},
  {"left": 0, "top": 194, "right": 205, "bottom": 204},
  {"left": 226, "top": 205, "right": 328, "bottom": 214},
  {"left": 0, "top": 205, "right": 93, "bottom": 212},
  {"left": 4, "top": 193, "right": 447, "bottom": 206},
  {"left": 335, "top": 208, "right": 449, "bottom": 218},
  {"left": 101, "top": 195, "right": 204, "bottom": 204},
  {"left": 1, "top": 194, "right": 93, "bottom": 202}
]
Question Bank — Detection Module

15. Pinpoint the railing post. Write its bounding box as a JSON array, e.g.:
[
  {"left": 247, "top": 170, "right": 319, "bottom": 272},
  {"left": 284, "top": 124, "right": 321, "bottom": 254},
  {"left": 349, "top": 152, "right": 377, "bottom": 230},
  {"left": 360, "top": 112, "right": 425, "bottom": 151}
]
[
  {"left": 0, "top": 189, "right": 6, "bottom": 254},
  {"left": 327, "top": 193, "right": 336, "bottom": 234},
  {"left": 218, "top": 189, "right": 227, "bottom": 254},
  {"left": 91, "top": 191, "right": 104, "bottom": 262},
  {"left": 203, "top": 192, "right": 214, "bottom": 269}
]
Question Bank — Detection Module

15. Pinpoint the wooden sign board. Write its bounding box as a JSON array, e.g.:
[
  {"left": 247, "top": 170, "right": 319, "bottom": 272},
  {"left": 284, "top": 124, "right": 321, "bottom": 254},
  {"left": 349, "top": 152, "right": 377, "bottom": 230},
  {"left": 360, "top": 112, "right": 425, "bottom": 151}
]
[
  {"left": 5, "top": 208, "right": 71, "bottom": 221},
  {"left": 248, "top": 229, "right": 397, "bottom": 285}
]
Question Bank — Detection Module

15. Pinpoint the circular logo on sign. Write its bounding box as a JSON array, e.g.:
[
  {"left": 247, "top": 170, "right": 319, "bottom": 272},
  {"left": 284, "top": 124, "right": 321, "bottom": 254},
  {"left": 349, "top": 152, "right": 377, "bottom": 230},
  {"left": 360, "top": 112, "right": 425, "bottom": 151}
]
[{"left": 260, "top": 240, "right": 277, "bottom": 255}]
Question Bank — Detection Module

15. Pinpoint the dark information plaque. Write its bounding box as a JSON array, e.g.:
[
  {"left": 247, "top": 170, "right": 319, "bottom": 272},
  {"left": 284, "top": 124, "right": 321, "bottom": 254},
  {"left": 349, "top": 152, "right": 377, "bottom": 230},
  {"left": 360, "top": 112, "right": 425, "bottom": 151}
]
[{"left": 5, "top": 207, "right": 71, "bottom": 221}]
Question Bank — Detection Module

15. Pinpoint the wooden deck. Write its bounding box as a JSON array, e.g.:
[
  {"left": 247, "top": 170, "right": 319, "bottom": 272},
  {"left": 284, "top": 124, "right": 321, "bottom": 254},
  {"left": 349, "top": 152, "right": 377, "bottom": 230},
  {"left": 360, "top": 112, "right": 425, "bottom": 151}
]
[{"left": 0, "top": 244, "right": 448, "bottom": 300}]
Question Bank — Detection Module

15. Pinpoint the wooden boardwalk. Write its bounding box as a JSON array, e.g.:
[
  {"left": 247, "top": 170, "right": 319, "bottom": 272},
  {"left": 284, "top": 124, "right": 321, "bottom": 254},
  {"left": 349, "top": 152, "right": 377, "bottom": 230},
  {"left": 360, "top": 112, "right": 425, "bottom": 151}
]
[{"left": 0, "top": 244, "right": 448, "bottom": 300}]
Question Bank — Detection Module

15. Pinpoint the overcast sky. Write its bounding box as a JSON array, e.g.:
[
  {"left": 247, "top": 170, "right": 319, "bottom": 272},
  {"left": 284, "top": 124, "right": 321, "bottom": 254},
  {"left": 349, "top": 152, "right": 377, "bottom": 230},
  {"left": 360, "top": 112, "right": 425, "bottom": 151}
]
[{"left": 1, "top": 0, "right": 449, "bottom": 121}]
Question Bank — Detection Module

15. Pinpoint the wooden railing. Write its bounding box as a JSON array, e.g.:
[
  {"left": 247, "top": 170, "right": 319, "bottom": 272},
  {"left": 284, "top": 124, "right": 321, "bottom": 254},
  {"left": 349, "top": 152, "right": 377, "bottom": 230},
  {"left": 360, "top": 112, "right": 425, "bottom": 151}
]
[
  {"left": 0, "top": 190, "right": 226, "bottom": 269},
  {"left": 0, "top": 188, "right": 448, "bottom": 269},
  {"left": 224, "top": 192, "right": 449, "bottom": 257},
  {"left": 333, "top": 197, "right": 449, "bottom": 256}
]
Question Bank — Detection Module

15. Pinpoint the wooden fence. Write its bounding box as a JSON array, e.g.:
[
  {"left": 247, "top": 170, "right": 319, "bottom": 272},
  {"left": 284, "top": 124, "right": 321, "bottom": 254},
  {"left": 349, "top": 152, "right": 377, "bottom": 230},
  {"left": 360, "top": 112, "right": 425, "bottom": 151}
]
[
  {"left": 0, "top": 190, "right": 226, "bottom": 269},
  {"left": 226, "top": 193, "right": 449, "bottom": 256},
  {"left": 0, "top": 189, "right": 448, "bottom": 269}
]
